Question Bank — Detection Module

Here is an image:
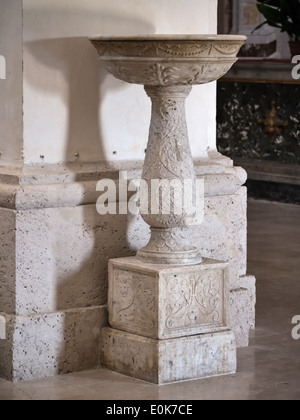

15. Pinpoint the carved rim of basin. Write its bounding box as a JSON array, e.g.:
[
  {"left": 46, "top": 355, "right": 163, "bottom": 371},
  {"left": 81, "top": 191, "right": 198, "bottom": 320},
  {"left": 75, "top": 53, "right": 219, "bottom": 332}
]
[{"left": 90, "top": 35, "right": 247, "bottom": 86}]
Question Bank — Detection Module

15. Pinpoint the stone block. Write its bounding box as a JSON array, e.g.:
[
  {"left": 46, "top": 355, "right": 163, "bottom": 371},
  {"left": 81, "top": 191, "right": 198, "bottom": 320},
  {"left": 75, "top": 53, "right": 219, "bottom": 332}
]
[
  {"left": 109, "top": 257, "right": 230, "bottom": 340},
  {"left": 187, "top": 187, "right": 248, "bottom": 289},
  {"left": 0, "top": 209, "right": 16, "bottom": 315},
  {"left": 0, "top": 314, "right": 13, "bottom": 381},
  {"left": 0, "top": 205, "right": 149, "bottom": 317},
  {"left": 101, "top": 327, "right": 237, "bottom": 384},
  {"left": 0, "top": 306, "right": 107, "bottom": 382},
  {"left": 230, "top": 276, "right": 256, "bottom": 347}
]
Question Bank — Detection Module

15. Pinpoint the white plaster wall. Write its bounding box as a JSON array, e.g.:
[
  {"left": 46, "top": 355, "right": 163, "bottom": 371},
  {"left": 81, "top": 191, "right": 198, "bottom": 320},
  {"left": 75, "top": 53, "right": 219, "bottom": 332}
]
[
  {"left": 0, "top": 0, "right": 23, "bottom": 166},
  {"left": 23, "top": 0, "right": 218, "bottom": 164}
]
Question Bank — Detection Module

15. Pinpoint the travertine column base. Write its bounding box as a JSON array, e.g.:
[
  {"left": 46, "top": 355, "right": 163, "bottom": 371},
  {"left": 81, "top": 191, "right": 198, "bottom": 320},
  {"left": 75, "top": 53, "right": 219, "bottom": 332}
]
[{"left": 101, "top": 328, "right": 237, "bottom": 384}]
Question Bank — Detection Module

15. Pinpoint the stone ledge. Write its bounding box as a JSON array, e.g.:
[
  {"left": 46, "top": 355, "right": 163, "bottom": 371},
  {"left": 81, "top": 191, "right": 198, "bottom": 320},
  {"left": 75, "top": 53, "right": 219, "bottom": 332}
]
[
  {"left": 0, "top": 305, "right": 107, "bottom": 382},
  {"left": 235, "top": 159, "right": 300, "bottom": 186},
  {"left": 229, "top": 276, "right": 256, "bottom": 348},
  {"left": 0, "top": 158, "right": 247, "bottom": 210}
]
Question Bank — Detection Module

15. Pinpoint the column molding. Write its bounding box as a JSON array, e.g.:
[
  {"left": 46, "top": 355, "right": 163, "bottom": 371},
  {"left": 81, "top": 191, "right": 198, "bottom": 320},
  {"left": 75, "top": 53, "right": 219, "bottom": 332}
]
[{"left": 0, "top": 158, "right": 247, "bottom": 210}]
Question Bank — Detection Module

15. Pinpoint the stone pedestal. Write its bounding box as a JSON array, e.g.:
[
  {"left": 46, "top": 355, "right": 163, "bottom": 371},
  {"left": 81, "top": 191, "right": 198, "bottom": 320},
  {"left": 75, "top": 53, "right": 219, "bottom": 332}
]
[
  {"left": 90, "top": 35, "right": 250, "bottom": 383},
  {"left": 108, "top": 258, "right": 230, "bottom": 339},
  {"left": 101, "top": 257, "right": 236, "bottom": 383}
]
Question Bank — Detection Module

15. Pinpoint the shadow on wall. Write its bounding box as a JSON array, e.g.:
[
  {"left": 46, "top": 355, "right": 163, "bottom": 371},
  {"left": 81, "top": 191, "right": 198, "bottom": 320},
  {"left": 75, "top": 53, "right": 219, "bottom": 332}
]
[
  {"left": 24, "top": 6, "right": 155, "bottom": 163},
  {"left": 24, "top": 11, "right": 153, "bottom": 375},
  {"left": 25, "top": 37, "right": 109, "bottom": 163}
]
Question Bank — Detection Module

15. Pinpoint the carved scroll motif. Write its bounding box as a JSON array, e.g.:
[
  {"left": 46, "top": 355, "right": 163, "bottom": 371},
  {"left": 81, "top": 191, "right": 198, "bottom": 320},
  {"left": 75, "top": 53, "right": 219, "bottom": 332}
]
[
  {"left": 113, "top": 270, "right": 157, "bottom": 335},
  {"left": 165, "top": 271, "right": 223, "bottom": 330}
]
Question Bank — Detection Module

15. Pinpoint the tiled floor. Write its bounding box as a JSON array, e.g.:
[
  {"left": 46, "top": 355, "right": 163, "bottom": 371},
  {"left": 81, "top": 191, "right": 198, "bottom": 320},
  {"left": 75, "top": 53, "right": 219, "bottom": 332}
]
[{"left": 1, "top": 199, "right": 300, "bottom": 400}]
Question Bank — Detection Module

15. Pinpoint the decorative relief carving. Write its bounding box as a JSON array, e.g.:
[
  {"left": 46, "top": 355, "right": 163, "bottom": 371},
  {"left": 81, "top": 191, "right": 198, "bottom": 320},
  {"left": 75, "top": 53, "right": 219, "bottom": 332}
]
[
  {"left": 165, "top": 271, "right": 223, "bottom": 331},
  {"left": 157, "top": 43, "right": 211, "bottom": 57},
  {"left": 139, "top": 87, "right": 198, "bottom": 238},
  {"left": 112, "top": 269, "right": 157, "bottom": 334},
  {"left": 93, "top": 40, "right": 244, "bottom": 59},
  {"left": 156, "top": 231, "right": 183, "bottom": 252},
  {"left": 109, "top": 264, "right": 227, "bottom": 339},
  {"left": 139, "top": 229, "right": 195, "bottom": 254},
  {"left": 105, "top": 61, "right": 231, "bottom": 86},
  {"left": 106, "top": 64, "right": 131, "bottom": 82},
  {"left": 143, "top": 88, "right": 193, "bottom": 181},
  {"left": 144, "top": 63, "right": 206, "bottom": 86},
  {"left": 144, "top": 64, "right": 176, "bottom": 86},
  {"left": 156, "top": 42, "right": 242, "bottom": 57}
]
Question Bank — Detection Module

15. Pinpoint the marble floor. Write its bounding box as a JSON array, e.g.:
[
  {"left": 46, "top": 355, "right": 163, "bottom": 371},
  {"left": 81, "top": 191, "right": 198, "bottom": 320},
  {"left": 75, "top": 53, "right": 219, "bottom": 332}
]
[{"left": 1, "top": 199, "right": 300, "bottom": 400}]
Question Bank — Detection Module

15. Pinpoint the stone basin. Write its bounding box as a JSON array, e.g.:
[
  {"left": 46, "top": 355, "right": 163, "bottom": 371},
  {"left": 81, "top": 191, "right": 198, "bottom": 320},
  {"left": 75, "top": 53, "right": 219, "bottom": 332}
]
[{"left": 90, "top": 34, "right": 247, "bottom": 86}]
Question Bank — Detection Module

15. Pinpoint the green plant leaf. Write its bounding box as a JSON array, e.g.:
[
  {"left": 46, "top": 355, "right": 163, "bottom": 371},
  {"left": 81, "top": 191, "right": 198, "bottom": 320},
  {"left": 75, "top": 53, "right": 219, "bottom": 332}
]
[
  {"left": 257, "top": 4, "right": 283, "bottom": 28},
  {"left": 255, "top": 0, "right": 300, "bottom": 38},
  {"left": 252, "top": 20, "right": 268, "bottom": 33}
]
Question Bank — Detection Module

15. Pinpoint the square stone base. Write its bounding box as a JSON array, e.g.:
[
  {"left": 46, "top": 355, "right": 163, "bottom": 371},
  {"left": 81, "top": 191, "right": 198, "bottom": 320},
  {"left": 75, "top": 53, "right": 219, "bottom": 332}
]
[
  {"left": 109, "top": 257, "right": 230, "bottom": 340},
  {"left": 101, "top": 328, "right": 237, "bottom": 384}
]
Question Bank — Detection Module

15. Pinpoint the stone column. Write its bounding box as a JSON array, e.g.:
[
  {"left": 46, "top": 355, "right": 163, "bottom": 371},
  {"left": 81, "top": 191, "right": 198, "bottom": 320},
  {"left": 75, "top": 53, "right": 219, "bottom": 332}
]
[{"left": 138, "top": 85, "right": 202, "bottom": 265}]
